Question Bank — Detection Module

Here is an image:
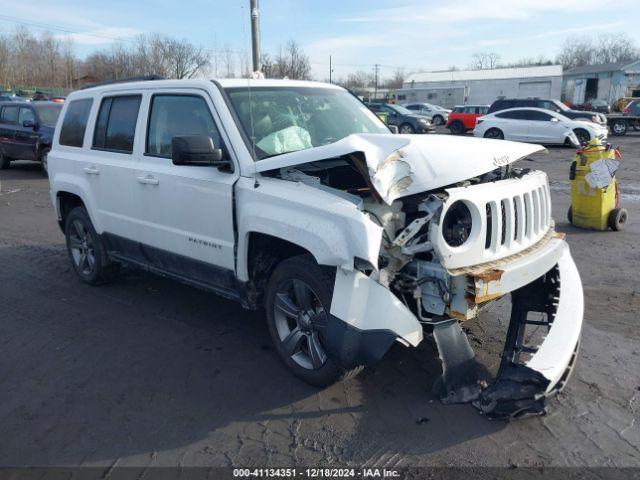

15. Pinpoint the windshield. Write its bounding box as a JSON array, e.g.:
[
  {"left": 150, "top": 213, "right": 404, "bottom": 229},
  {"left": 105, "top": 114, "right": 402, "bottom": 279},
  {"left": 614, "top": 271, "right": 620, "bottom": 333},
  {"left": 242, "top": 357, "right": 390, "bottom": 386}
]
[
  {"left": 225, "top": 86, "right": 390, "bottom": 160},
  {"left": 552, "top": 100, "right": 569, "bottom": 112},
  {"left": 34, "top": 104, "right": 62, "bottom": 126},
  {"left": 389, "top": 104, "right": 413, "bottom": 115}
]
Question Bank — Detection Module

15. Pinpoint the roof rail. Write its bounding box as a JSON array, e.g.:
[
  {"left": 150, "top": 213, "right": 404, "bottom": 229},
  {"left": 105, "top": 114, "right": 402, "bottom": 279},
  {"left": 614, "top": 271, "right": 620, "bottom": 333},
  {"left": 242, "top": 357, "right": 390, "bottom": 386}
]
[{"left": 81, "top": 75, "right": 165, "bottom": 90}]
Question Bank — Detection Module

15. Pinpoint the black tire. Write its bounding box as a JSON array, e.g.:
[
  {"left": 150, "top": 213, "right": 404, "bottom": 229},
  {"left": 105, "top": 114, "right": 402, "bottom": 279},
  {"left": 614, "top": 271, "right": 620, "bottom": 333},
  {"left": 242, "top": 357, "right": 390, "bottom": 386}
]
[
  {"left": 610, "top": 119, "right": 627, "bottom": 136},
  {"left": 449, "top": 120, "right": 465, "bottom": 135},
  {"left": 64, "top": 207, "right": 117, "bottom": 285},
  {"left": 433, "top": 115, "right": 444, "bottom": 125},
  {"left": 0, "top": 150, "right": 10, "bottom": 170},
  {"left": 483, "top": 128, "right": 504, "bottom": 140},
  {"left": 633, "top": 120, "right": 640, "bottom": 132},
  {"left": 573, "top": 128, "right": 590, "bottom": 145},
  {"left": 399, "top": 123, "right": 415, "bottom": 134},
  {"left": 608, "top": 208, "right": 628, "bottom": 231},
  {"left": 567, "top": 206, "right": 573, "bottom": 224},
  {"left": 265, "top": 254, "right": 362, "bottom": 387},
  {"left": 40, "top": 148, "right": 50, "bottom": 177}
]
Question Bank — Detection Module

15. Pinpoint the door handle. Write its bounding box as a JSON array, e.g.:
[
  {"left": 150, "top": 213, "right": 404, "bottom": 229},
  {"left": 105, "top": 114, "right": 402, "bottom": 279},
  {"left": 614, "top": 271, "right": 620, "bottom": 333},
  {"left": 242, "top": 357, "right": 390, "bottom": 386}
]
[
  {"left": 83, "top": 166, "right": 100, "bottom": 175},
  {"left": 137, "top": 174, "right": 159, "bottom": 185}
]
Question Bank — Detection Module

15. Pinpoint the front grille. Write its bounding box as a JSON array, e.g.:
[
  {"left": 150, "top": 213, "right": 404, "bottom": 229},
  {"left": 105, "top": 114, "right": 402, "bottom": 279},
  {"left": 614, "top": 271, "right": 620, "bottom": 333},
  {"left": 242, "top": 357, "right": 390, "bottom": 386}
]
[{"left": 484, "top": 184, "right": 551, "bottom": 253}]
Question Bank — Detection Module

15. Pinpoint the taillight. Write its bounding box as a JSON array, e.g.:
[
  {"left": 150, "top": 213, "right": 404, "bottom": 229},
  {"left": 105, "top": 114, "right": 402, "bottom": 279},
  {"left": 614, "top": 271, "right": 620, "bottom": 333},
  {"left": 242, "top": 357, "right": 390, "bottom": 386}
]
[
  {"left": 477, "top": 119, "right": 483, "bottom": 124},
  {"left": 624, "top": 108, "right": 631, "bottom": 114}
]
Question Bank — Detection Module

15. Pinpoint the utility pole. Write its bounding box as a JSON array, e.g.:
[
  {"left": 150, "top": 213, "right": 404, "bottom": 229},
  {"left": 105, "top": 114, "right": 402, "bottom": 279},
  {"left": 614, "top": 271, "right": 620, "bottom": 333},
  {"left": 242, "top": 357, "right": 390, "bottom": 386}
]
[
  {"left": 250, "top": 0, "right": 260, "bottom": 74},
  {"left": 329, "top": 55, "right": 332, "bottom": 83},
  {"left": 373, "top": 64, "right": 380, "bottom": 100}
]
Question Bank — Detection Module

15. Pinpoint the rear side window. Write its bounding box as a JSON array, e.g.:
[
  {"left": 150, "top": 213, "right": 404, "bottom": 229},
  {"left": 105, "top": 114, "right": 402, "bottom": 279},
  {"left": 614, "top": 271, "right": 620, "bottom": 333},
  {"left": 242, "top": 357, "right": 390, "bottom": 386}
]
[
  {"left": 59, "top": 99, "right": 93, "bottom": 147},
  {"left": 146, "top": 94, "right": 224, "bottom": 158},
  {"left": 93, "top": 95, "right": 142, "bottom": 153},
  {"left": 1, "top": 106, "right": 18, "bottom": 124},
  {"left": 18, "top": 108, "right": 35, "bottom": 125},
  {"left": 496, "top": 111, "right": 527, "bottom": 120}
]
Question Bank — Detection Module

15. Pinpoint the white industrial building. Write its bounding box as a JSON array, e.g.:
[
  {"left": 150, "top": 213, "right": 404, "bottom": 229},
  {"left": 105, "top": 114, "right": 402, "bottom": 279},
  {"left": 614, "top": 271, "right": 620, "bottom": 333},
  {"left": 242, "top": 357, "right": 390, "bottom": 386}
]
[{"left": 397, "top": 65, "right": 563, "bottom": 108}]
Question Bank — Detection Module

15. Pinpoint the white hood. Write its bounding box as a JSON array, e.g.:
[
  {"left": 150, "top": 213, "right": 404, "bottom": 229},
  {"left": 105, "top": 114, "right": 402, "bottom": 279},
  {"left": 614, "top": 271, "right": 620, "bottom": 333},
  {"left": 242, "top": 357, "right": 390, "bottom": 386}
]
[{"left": 254, "top": 134, "right": 546, "bottom": 204}]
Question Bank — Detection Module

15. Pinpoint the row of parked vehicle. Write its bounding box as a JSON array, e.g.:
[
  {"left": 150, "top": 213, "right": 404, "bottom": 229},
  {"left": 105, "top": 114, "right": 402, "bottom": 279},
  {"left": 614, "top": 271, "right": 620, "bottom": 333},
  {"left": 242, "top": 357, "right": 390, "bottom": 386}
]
[{"left": 377, "top": 97, "right": 612, "bottom": 146}]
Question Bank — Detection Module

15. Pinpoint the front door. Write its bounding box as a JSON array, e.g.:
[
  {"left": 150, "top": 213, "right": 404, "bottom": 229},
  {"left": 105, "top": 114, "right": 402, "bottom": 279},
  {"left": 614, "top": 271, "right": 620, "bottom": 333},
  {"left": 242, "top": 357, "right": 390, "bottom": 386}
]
[
  {"left": 14, "top": 107, "right": 39, "bottom": 160},
  {"left": 0, "top": 105, "right": 19, "bottom": 158},
  {"left": 131, "top": 90, "right": 238, "bottom": 291},
  {"left": 525, "top": 110, "right": 566, "bottom": 144}
]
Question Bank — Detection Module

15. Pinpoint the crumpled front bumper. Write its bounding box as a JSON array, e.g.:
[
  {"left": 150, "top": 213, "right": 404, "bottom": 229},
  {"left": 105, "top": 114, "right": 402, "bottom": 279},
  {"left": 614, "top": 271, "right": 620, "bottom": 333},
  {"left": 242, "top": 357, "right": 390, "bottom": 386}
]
[{"left": 473, "top": 247, "right": 584, "bottom": 418}]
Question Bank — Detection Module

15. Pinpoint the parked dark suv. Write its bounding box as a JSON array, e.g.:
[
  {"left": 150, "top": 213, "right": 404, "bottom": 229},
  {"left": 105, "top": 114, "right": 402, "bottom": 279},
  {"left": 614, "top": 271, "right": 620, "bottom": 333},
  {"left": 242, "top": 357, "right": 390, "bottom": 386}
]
[
  {"left": 365, "top": 103, "right": 435, "bottom": 134},
  {"left": 0, "top": 101, "right": 62, "bottom": 173},
  {"left": 488, "top": 98, "right": 607, "bottom": 125}
]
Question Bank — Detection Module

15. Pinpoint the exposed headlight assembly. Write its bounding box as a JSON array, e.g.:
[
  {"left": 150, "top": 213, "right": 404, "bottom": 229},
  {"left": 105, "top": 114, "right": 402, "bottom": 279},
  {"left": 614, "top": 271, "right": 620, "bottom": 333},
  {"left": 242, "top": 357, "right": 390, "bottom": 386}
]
[{"left": 442, "top": 201, "right": 473, "bottom": 247}]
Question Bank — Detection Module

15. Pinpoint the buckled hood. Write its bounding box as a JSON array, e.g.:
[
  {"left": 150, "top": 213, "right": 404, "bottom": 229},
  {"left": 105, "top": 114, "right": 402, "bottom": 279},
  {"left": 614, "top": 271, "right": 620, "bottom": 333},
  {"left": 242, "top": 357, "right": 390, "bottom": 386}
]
[{"left": 254, "top": 133, "right": 546, "bottom": 204}]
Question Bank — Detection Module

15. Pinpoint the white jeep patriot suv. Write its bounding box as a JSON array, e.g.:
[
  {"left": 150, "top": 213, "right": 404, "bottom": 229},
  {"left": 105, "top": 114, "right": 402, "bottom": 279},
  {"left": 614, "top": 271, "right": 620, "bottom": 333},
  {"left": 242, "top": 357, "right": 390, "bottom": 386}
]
[{"left": 49, "top": 78, "right": 583, "bottom": 419}]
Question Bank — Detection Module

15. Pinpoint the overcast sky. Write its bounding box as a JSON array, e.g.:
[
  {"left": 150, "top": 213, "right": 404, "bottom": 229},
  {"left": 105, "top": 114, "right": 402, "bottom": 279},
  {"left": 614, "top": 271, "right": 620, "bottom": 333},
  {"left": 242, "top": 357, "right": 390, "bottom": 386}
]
[{"left": 1, "top": 0, "right": 639, "bottom": 79}]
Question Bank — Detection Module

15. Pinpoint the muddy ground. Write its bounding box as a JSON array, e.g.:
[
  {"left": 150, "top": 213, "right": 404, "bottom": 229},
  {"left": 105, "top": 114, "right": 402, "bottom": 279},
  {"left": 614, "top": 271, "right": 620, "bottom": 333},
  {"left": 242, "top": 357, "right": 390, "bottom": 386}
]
[{"left": 0, "top": 130, "right": 639, "bottom": 468}]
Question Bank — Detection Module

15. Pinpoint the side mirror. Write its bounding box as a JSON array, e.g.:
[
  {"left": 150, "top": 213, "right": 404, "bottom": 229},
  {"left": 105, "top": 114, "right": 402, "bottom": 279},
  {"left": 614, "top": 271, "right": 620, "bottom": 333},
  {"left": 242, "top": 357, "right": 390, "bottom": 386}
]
[
  {"left": 550, "top": 117, "right": 559, "bottom": 123},
  {"left": 171, "top": 135, "right": 233, "bottom": 171},
  {"left": 22, "top": 119, "right": 36, "bottom": 129},
  {"left": 388, "top": 125, "right": 399, "bottom": 134}
]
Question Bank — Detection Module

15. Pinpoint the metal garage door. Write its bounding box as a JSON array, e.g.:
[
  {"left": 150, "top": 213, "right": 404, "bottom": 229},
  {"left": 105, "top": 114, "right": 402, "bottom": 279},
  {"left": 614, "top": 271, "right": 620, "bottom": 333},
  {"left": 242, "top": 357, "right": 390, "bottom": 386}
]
[{"left": 518, "top": 81, "right": 552, "bottom": 98}]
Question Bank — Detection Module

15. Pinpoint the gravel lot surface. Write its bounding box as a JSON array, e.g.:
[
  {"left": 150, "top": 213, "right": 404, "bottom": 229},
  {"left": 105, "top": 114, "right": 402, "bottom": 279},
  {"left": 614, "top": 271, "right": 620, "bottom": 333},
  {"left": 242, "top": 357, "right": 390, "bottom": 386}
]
[{"left": 1, "top": 129, "right": 639, "bottom": 468}]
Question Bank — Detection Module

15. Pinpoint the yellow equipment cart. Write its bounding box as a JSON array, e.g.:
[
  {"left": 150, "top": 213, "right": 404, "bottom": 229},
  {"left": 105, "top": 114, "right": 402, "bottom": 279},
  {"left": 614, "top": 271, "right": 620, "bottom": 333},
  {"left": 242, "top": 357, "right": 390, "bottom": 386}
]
[{"left": 568, "top": 138, "right": 628, "bottom": 231}]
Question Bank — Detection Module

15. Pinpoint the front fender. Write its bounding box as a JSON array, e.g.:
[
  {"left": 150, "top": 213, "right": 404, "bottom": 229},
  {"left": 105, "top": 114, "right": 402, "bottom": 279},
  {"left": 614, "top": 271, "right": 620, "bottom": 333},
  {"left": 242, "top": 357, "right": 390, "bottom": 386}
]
[{"left": 234, "top": 176, "right": 383, "bottom": 282}]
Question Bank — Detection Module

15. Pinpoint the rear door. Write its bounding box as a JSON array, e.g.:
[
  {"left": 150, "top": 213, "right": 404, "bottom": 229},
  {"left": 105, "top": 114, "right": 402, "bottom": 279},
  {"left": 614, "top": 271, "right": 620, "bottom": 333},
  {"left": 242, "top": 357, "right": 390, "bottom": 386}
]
[
  {"left": 84, "top": 93, "right": 142, "bottom": 240},
  {"left": 130, "top": 89, "right": 238, "bottom": 289},
  {"left": 0, "top": 105, "right": 19, "bottom": 158},
  {"left": 494, "top": 110, "right": 530, "bottom": 141},
  {"left": 14, "top": 107, "right": 39, "bottom": 160}
]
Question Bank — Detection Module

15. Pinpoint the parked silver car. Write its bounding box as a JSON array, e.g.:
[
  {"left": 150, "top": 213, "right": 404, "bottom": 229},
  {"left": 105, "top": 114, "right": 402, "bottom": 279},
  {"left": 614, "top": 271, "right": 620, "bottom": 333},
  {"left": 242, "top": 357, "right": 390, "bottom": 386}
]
[{"left": 403, "top": 102, "right": 451, "bottom": 125}]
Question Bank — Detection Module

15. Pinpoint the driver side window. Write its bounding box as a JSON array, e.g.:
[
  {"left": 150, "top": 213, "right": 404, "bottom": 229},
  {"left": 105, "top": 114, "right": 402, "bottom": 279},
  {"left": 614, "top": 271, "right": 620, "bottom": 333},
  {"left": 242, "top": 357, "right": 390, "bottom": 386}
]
[{"left": 146, "top": 94, "right": 225, "bottom": 158}]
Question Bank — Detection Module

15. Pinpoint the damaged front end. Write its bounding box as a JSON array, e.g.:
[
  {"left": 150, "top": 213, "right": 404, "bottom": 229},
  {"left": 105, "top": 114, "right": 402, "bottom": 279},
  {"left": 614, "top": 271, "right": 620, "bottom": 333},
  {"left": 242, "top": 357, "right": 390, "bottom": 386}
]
[{"left": 259, "top": 133, "right": 583, "bottom": 419}]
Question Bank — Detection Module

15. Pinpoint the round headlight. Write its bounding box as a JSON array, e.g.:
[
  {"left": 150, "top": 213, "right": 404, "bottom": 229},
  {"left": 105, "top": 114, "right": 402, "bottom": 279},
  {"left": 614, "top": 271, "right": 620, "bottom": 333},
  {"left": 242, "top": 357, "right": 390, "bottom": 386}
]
[{"left": 442, "top": 201, "right": 473, "bottom": 247}]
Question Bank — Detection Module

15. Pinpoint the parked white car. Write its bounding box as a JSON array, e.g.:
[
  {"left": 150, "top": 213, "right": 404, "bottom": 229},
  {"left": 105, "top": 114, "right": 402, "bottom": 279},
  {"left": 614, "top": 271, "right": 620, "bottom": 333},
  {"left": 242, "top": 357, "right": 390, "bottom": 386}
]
[
  {"left": 48, "top": 78, "right": 583, "bottom": 419},
  {"left": 474, "top": 107, "right": 608, "bottom": 145},
  {"left": 403, "top": 102, "right": 451, "bottom": 125}
]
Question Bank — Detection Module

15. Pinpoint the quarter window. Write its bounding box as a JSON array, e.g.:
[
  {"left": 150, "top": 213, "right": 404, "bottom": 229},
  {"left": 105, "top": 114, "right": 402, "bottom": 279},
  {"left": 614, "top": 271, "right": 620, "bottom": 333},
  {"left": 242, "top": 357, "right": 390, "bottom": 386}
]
[
  {"left": 93, "top": 95, "right": 142, "bottom": 153},
  {"left": 1, "top": 106, "right": 18, "bottom": 124},
  {"left": 146, "top": 95, "right": 224, "bottom": 158},
  {"left": 59, "top": 99, "right": 93, "bottom": 147}
]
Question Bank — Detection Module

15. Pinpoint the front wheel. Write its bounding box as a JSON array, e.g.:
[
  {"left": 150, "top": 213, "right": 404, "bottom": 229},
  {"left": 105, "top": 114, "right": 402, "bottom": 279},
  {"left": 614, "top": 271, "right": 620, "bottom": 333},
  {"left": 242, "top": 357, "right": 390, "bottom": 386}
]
[
  {"left": 483, "top": 128, "right": 504, "bottom": 140},
  {"left": 0, "top": 151, "right": 10, "bottom": 170},
  {"left": 265, "top": 255, "right": 362, "bottom": 387},
  {"left": 40, "top": 148, "right": 50, "bottom": 177},
  {"left": 573, "top": 128, "right": 590, "bottom": 145},
  {"left": 399, "top": 123, "right": 415, "bottom": 134},
  {"left": 433, "top": 115, "right": 444, "bottom": 125}
]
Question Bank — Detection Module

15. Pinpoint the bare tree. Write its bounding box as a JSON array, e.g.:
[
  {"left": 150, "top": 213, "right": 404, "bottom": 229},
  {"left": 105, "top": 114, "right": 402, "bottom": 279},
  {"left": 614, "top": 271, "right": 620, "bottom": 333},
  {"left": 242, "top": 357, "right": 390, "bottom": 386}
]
[
  {"left": 220, "top": 44, "right": 236, "bottom": 78},
  {"left": 469, "top": 52, "right": 501, "bottom": 70},
  {"left": 162, "top": 38, "right": 210, "bottom": 79},
  {"left": 273, "top": 40, "right": 311, "bottom": 80},
  {"left": 557, "top": 33, "right": 640, "bottom": 68}
]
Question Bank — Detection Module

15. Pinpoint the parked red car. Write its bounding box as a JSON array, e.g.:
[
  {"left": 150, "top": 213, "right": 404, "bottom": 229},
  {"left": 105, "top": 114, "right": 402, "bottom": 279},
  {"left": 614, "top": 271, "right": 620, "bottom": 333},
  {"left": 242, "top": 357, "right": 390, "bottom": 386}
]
[{"left": 445, "top": 105, "right": 489, "bottom": 134}]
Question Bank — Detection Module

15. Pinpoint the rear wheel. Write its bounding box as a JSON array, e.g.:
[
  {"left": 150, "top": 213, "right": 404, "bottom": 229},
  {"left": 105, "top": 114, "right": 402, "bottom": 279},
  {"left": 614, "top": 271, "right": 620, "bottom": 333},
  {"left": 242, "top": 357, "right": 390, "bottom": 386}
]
[
  {"left": 399, "top": 123, "right": 415, "bottom": 134},
  {"left": 610, "top": 119, "right": 627, "bottom": 136},
  {"left": 608, "top": 208, "right": 628, "bottom": 231},
  {"left": 65, "top": 207, "right": 117, "bottom": 285},
  {"left": 449, "top": 120, "right": 465, "bottom": 135},
  {"left": 433, "top": 115, "right": 445, "bottom": 125},
  {"left": 0, "top": 151, "right": 10, "bottom": 170},
  {"left": 483, "top": 128, "right": 504, "bottom": 140},
  {"left": 573, "top": 128, "right": 590, "bottom": 145},
  {"left": 265, "top": 255, "right": 362, "bottom": 387}
]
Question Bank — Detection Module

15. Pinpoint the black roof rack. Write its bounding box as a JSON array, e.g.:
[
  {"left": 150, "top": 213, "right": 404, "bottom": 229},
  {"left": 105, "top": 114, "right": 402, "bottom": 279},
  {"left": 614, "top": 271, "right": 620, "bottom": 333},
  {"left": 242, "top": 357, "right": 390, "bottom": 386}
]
[{"left": 81, "top": 75, "right": 165, "bottom": 90}]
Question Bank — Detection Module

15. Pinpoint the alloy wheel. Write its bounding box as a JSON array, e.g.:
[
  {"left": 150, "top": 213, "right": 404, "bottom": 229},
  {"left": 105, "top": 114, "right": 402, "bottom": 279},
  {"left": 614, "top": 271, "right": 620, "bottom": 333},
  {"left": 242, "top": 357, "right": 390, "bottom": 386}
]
[
  {"left": 273, "top": 279, "right": 328, "bottom": 370},
  {"left": 68, "top": 219, "right": 96, "bottom": 276}
]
